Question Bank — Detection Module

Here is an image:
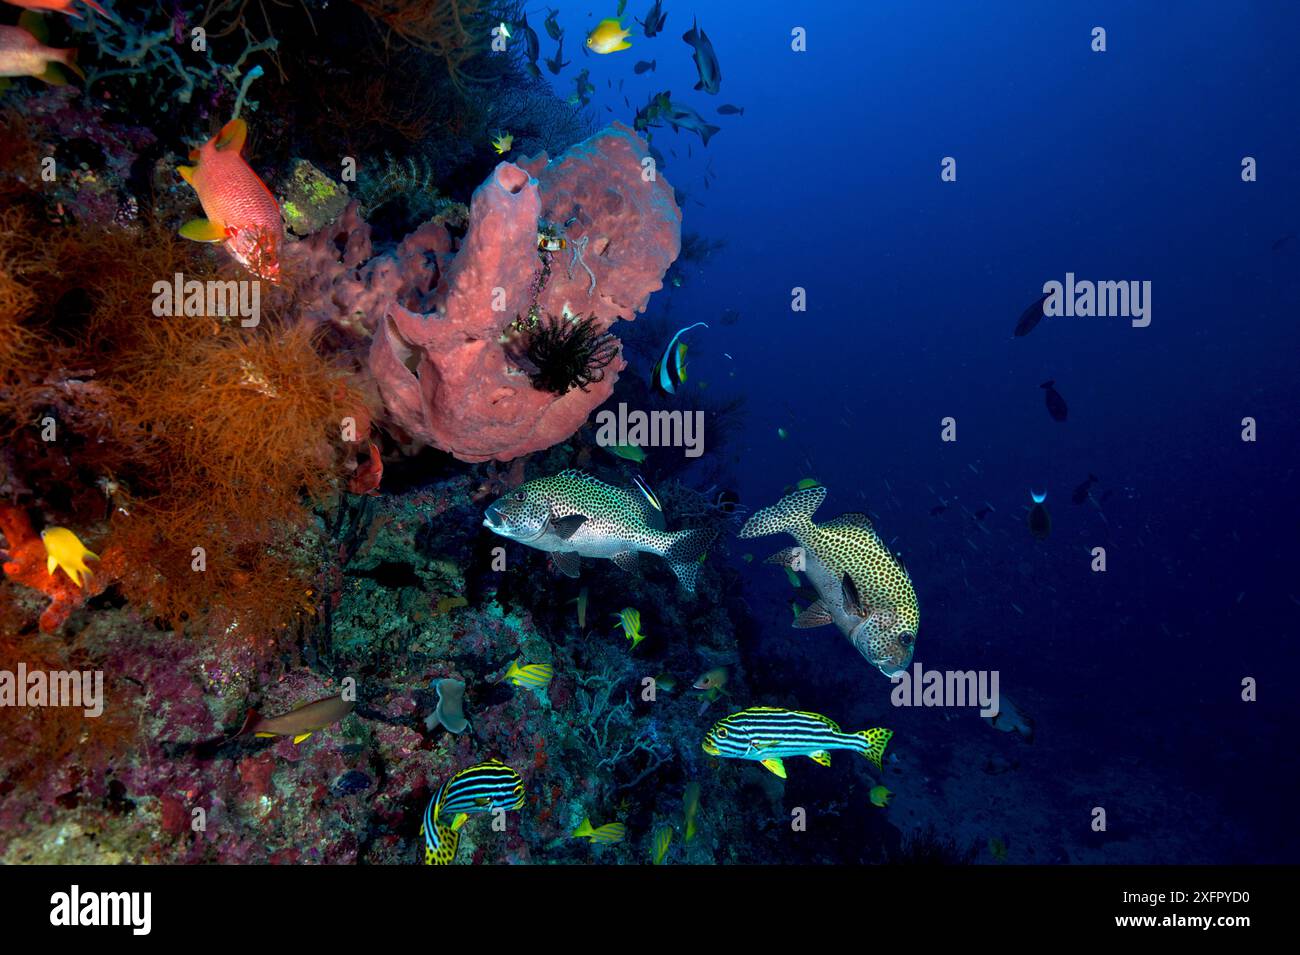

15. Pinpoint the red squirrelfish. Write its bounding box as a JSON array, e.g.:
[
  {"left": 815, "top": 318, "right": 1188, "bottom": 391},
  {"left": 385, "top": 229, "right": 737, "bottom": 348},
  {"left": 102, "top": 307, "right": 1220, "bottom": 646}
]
[
  {"left": 2, "top": 0, "right": 110, "bottom": 19},
  {"left": 0, "top": 20, "right": 81, "bottom": 84},
  {"left": 177, "top": 118, "right": 283, "bottom": 281}
]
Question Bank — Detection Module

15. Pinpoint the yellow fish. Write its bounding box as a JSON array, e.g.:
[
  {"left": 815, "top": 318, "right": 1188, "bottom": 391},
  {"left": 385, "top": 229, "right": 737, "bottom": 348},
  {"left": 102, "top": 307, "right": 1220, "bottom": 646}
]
[
  {"left": 491, "top": 131, "right": 513, "bottom": 155},
  {"left": 869, "top": 785, "right": 893, "bottom": 808},
  {"left": 505, "top": 660, "right": 554, "bottom": 689},
  {"left": 41, "top": 526, "right": 98, "bottom": 587},
  {"left": 652, "top": 824, "right": 673, "bottom": 864},
  {"left": 612, "top": 607, "right": 646, "bottom": 649},
  {"left": 572, "top": 818, "right": 626, "bottom": 844},
  {"left": 586, "top": 17, "right": 631, "bottom": 54},
  {"left": 683, "top": 782, "right": 701, "bottom": 842}
]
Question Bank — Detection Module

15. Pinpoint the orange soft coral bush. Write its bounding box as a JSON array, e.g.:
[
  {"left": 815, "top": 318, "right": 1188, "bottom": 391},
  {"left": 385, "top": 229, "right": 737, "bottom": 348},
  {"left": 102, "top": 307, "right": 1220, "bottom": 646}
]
[{"left": 0, "top": 211, "right": 363, "bottom": 642}]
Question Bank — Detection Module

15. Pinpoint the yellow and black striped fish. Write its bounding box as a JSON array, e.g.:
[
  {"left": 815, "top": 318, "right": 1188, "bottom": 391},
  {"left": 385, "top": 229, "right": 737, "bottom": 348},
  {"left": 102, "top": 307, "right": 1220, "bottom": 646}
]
[
  {"left": 572, "top": 818, "right": 626, "bottom": 844},
  {"left": 701, "top": 706, "right": 892, "bottom": 779},
  {"left": 421, "top": 759, "right": 525, "bottom": 865},
  {"left": 505, "top": 660, "right": 554, "bottom": 689}
]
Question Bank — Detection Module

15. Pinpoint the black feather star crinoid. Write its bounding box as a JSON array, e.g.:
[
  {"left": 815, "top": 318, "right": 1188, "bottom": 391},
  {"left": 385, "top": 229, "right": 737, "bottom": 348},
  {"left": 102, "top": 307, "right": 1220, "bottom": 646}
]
[{"left": 522, "top": 313, "right": 621, "bottom": 395}]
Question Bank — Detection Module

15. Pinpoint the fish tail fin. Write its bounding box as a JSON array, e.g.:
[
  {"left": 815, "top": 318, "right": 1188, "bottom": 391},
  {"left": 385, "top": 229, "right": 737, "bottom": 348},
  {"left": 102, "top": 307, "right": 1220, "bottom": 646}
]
[
  {"left": 855, "top": 727, "right": 893, "bottom": 770},
  {"left": 663, "top": 527, "right": 716, "bottom": 595},
  {"left": 738, "top": 486, "right": 826, "bottom": 539},
  {"left": 699, "top": 123, "right": 721, "bottom": 147},
  {"left": 571, "top": 817, "right": 594, "bottom": 838}
]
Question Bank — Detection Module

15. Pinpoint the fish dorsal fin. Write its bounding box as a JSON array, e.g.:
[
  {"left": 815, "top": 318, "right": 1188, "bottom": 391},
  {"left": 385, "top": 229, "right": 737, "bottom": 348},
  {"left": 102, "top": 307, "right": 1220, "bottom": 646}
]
[
  {"left": 549, "top": 513, "right": 587, "bottom": 541},
  {"left": 551, "top": 550, "right": 581, "bottom": 578},
  {"left": 797, "top": 710, "right": 840, "bottom": 732},
  {"left": 215, "top": 118, "right": 248, "bottom": 153},
  {"left": 792, "top": 599, "right": 833, "bottom": 629}
]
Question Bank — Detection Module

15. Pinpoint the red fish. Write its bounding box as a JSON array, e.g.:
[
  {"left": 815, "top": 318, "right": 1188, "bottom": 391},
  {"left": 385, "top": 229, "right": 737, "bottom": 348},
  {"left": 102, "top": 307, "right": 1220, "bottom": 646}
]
[
  {"left": 2, "top": 0, "right": 110, "bottom": 19},
  {"left": 348, "top": 441, "right": 383, "bottom": 495},
  {"left": 0, "top": 18, "right": 81, "bottom": 84},
  {"left": 177, "top": 118, "right": 283, "bottom": 281}
]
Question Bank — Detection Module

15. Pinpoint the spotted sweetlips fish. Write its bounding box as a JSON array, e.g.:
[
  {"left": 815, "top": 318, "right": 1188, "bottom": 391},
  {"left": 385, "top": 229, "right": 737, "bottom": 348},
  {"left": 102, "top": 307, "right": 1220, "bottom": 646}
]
[
  {"left": 177, "top": 118, "right": 283, "bottom": 281},
  {"left": 483, "top": 470, "right": 715, "bottom": 593},
  {"left": 739, "top": 486, "right": 919, "bottom": 677}
]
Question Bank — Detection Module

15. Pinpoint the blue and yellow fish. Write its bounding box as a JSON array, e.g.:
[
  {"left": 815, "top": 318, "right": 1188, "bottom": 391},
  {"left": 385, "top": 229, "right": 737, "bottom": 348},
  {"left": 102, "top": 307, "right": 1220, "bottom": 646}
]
[
  {"left": 702, "top": 706, "right": 892, "bottom": 779},
  {"left": 421, "top": 759, "right": 525, "bottom": 865}
]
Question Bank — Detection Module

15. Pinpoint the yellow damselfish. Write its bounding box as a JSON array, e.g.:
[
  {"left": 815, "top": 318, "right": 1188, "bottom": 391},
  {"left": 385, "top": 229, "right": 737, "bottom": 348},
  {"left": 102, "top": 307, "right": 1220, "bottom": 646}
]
[
  {"left": 586, "top": 17, "right": 631, "bottom": 54},
  {"left": 41, "top": 526, "right": 98, "bottom": 587}
]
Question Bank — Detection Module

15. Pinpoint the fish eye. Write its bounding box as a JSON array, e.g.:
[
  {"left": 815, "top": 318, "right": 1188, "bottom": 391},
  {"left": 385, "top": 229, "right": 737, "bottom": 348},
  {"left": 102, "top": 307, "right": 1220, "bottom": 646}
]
[
  {"left": 513, "top": 491, "right": 526, "bottom": 501},
  {"left": 899, "top": 632, "right": 915, "bottom": 648},
  {"left": 716, "top": 728, "right": 728, "bottom": 738}
]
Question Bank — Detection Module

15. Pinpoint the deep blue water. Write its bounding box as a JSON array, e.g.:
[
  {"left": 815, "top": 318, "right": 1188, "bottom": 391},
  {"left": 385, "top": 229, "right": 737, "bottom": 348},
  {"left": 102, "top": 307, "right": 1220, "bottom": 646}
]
[{"left": 554, "top": 0, "right": 1299, "bottom": 862}]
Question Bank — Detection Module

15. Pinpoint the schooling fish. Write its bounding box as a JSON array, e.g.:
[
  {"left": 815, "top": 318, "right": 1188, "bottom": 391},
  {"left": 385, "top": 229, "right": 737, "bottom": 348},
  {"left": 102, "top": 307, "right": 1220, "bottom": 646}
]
[
  {"left": 702, "top": 706, "right": 893, "bottom": 778},
  {"left": 1026, "top": 491, "right": 1051, "bottom": 540},
  {"left": 612, "top": 607, "right": 647, "bottom": 649},
  {"left": 236, "top": 694, "right": 354, "bottom": 744},
  {"left": 683, "top": 782, "right": 701, "bottom": 841},
  {"left": 543, "top": 8, "right": 561, "bottom": 41},
  {"left": 1014, "top": 291, "right": 1049, "bottom": 337},
  {"left": 982, "top": 694, "right": 1035, "bottom": 742},
  {"left": 177, "top": 118, "right": 283, "bottom": 281},
  {"left": 1071, "top": 473, "right": 1099, "bottom": 505},
  {"left": 587, "top": 17, "right": 631, "bottom": 54},
  {"left": 665, "top": 101, "right": 721, "bottom": 146},
  {"left": 0, "top": 17, "right": 81, "bottom": 84},
  {"left": 40, "top": 526, "right": 98, "bottom": 587},
  {"left": 637, "top": 0, "right": 667, "bottom": 37},
  {"left": 569, "top": 68, "right": 595, "bottom": 106},
  {"left": 518, "top": 12, "right": 540, "bottom": 64},
  {"left": 717, "top": 103, "right": 744, "bottom": 116},
  {"left": 653, "top": 321, "right": 708, "bottom": 394},
  {"left": 505, "top": 660, "right": 554, "bottom": 689},
  {"left": 652, "top": 823, "right": 673, "bottom": 864},
  {"left": 741, "top": 486, "right": 920, "bottom": 678},
  {"left": 482, "top": 470, "right": 715, "bottom": 593},
  {"left": 634, "top": 58, "right": 656, "bottom": 74},
  {"left": 572, "top": 818, "right": 626, "bottom": 844},
  {"left": 545, "top": 35, "right": 569, "bottom": 74},
  {"left": 1040, "top": 379, "right": 1068, "bottom": 422},
  {"left": 682, "top": 17, "right": 722, "bottom": 94}
]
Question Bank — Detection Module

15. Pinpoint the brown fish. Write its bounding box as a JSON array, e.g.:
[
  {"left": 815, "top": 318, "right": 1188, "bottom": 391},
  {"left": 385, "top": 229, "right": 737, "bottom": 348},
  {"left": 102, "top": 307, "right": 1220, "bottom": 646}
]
[{"left": 236, "top": 694, "right": 354, "bottom": 744}]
